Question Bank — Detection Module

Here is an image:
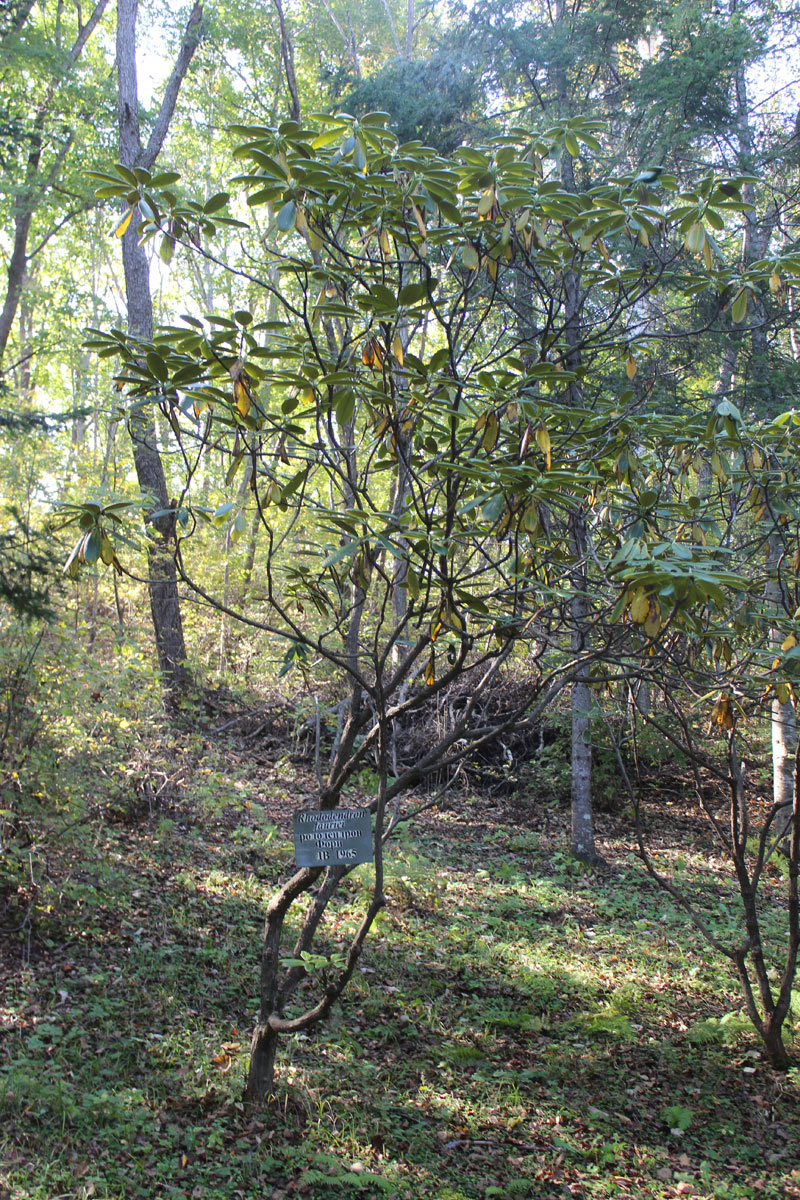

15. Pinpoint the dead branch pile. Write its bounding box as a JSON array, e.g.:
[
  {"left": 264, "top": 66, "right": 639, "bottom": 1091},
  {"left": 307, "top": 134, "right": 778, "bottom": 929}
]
[{"left": 391, "top": 669, "right": 552, "bottom": 794}]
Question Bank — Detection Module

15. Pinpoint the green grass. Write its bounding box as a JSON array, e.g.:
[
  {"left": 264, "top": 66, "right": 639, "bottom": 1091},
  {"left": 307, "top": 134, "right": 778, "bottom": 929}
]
[{"left": 2, "top": 737, "right": 800, "bottom": 1199}]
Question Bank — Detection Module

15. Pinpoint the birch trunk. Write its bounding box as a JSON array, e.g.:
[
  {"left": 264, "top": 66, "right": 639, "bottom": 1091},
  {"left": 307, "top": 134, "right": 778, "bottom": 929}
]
[{"left": 731, "top": 54, "right": 791, "bottom": 807}]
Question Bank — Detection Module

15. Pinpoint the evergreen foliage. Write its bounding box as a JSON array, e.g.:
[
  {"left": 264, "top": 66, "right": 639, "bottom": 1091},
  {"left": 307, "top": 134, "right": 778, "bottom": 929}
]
[{"left": 341, "top": 50, "right": 482, "bottom": 150}]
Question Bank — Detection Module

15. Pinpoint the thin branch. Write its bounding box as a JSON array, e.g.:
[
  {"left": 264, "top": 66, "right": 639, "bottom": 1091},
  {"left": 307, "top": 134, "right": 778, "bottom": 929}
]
[
  {"left": 379, "top": 0, "right": 401, "bottom": 55},
  {"left": 141, "top": 3, "right": 204, "bottom": 170},
  {"left": 272, "top": 0, "right": 300, "bottom": 122}
]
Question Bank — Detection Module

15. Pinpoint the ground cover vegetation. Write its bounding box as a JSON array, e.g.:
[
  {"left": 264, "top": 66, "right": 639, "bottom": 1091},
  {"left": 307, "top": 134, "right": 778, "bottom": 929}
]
[
  {"left": 1, "top": 651, "right": 800, "bottom": 1199},
  {"left": 3, "top": 0, "right": 800, "bottom": 1195}
]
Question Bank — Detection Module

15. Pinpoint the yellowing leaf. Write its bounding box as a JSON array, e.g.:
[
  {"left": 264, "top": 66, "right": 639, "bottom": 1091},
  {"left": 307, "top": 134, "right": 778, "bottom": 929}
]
[
  {"left": 630, "top": 590, "right": 649, "bottom": 624},
  {"left": 777, "top": 682, "right": 791, "bottom": 706},
  {"left": 362, "top": 338, "right": 384, "bottom": 369},
  {"left": 423, "top": 648, "right": 435, "bottom": 687},
  {"left": 644, "top": 597, "right": 661, "bottom": 639},
  {"left": 364, "top": 340, "right": 386, "bottom": 367},
  {"left": 462, "top": 243, "right": 479, "bottom": 271},
  {"left": 483, "top": 412, "right": 499, "bottom": 453},
  {"left": 522, "top": 504, "right": 540, "bottom": 536},
  {"left": 478, "top": 188, "right": 494, "bottom": 217},
  {"left": 114, "top": 206, "right": 136, "bottom": 238},
  {"left": 535, "top": 425, "right": 551, "bottom": 469},
  {"left": 685, "top": 222, "right": 705, "bottom": 255},
  {"left": 769, "top": 270, "right": 781, "bottom": 294},
  {"left": 392, "top": 335, "right": 404, "bottom": 365},
  {"left": 626, "top": 356, "right": 637, "bottom": 380},
  {"left": 712, "top": 693, "right": 734, "bottom": 729},
  {"left": 782, "top": 634, "right": 797, "bottom": 652},
  {"left": 447, "top": 606, "right": 464, "bottom": 633},
  {"left": 234, "top": 378, "right": 251, "bottom": 417}
]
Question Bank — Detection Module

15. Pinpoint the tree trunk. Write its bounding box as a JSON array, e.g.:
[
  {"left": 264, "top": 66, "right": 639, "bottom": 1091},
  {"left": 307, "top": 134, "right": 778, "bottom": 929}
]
[
  {"left": 724, "top": 55, "right": 790, "bottom": 810},
  {"left": 247, "top": 1021, "right": 280, "bottom": 1103},
  {"left": 553, "top": 46, "right": 597, "bottom": 862},
  {"left": 120, "top": 209, "right": 188, "bottom": 687},
  {"left": 389, "top": 312, "right": 412, "bottom": 670},
  {"left": 116, "top": 0, "right": 203, "bottom": 691},
  {"left": 733, "top": 57, "right": 777, "bottom": 408},
  {"left": 766, "top": 538, "right": 797, "bottom": 809},
  {"left": 772, "top": 694, "right": 796, "bottom": 809},
  {"left": 0, "top": 205, "right": 35, "bottom": 365},
  {"left": 245, "top": 864, "right": 321, "bottom": 1105},
  {"left": 762, "top": 1018, "right": 790, "bottom": 1070},
  {"left": 569, "top": 517, "right": 596, "bottom": 862}
]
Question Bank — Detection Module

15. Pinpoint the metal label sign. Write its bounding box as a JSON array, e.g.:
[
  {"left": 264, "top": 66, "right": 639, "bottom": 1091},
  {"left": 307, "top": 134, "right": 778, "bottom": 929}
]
[{"left": 293, "top": 808, "right": 374, "bottom": 867}]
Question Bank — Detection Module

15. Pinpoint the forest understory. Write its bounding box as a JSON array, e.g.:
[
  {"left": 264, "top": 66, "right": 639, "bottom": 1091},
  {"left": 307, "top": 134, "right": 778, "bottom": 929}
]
[{"left": 1, "top": 666, "right": 798, "bottom": 1200}]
